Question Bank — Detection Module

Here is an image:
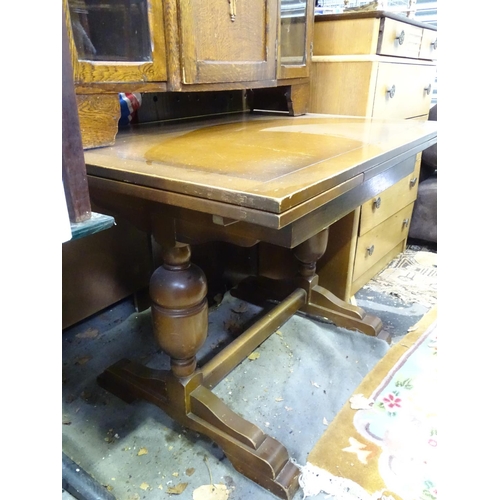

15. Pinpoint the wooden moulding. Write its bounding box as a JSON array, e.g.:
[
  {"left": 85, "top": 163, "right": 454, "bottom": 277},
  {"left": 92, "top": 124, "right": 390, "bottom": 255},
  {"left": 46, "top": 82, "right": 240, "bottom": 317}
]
[
  {"left": 76, "top": 94, "right": 121, "bottom": 150},
  {"left": 62, "top": 6, "right": 91, "bottom": 223}
]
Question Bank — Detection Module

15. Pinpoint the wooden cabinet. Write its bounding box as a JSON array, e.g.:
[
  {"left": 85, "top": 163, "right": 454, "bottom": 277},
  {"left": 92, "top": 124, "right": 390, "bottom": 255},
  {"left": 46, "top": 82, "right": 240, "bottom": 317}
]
[
  {"left": 309, "top": 11, "right": 437, "bottom": 300},
  {"left": 64, "top": 0, "right": 315, "bottom": 148},
  {"left": 65, "top": 0, "right": 313, "bottom": 90}
]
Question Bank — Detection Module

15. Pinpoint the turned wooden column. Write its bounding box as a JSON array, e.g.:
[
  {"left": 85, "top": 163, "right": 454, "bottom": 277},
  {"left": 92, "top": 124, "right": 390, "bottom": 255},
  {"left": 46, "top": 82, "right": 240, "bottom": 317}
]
[
  {"left": 149, "top": 243, "right": 208, "bottom": 378},
  {"left": 293, "top": 228, "right": 329, "bottom": 279}
]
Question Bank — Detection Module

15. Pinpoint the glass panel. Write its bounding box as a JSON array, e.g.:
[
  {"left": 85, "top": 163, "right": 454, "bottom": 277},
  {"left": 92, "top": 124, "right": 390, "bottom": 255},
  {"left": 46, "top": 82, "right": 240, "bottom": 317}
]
[
  {"left": 280, "top": 0, "right": 307, "bottom": 66},
  {"left": 68, "top": 0, "right": 152, "bottom": 62}
]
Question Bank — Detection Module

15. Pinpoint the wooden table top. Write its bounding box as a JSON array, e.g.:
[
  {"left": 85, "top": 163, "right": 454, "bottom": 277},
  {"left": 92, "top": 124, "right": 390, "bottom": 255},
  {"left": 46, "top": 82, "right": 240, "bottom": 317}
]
[{"left": 85, "top": 113, "right": 437, "bottom": 218}]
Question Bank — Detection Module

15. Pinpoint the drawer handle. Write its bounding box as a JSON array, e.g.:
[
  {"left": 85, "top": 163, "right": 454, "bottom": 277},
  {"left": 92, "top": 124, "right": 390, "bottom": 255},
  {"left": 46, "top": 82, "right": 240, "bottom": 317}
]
[
  {"left": 373, "top": 197, "right": 382, "bottom": 209},
  {"left": 402, "top": 218, "right": 410, "bottom": 229},
  {"left": 424, "top": 84, "right": 432, "bottom": 96},
  {"left": 395, "top": 30, "right": 405, "bottom": 45},
  {"left": 367, "top": 245, "right": 375, "bottom": 256},
  {"left": 431, "top": 38, "right": 438, "bottom": 50},
  {"left": 387, "top": 85, "right": 396, "bottom": 99},
  {"left": 409, "top": 177, "right": 418, "bottom": 188},
  {"left": 228, "top": 0, "right": 237, "bottom": 21}
]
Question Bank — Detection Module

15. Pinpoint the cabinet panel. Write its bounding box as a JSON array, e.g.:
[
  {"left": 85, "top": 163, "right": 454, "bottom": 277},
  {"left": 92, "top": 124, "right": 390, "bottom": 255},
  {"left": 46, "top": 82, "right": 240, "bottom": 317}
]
[
  {"left": 178, "top": 0, "right": 278, "bottom": 84},
  {"left": 372, "top": 62, "right": 436, "bottom": 118},
  {"left": 65, "top": 0, "right": 167, "bottom": 83},
  {"left": 309, "top": 60, "right": 378, "bottom": 116},
  {"left": 312, "top": 17, "right": 380, "bottom": 56}
]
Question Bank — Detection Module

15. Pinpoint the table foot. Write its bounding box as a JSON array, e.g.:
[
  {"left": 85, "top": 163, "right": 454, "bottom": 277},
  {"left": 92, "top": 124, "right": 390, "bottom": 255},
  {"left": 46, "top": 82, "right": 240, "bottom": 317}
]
[
  {"left": 231, "top": 275, "right": 385, "bottom": 340},
  {"left": 302, "top": 284, "right": 383, "bottom": 337},
  {"left": 97, "top": 359, "right": 300, "bottom": 500}
]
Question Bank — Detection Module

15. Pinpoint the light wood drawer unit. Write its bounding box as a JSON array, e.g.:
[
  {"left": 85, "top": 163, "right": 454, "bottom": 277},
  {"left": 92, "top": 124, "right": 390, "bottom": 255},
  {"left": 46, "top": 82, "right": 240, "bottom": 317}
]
[
  {"left": 310, "top": 11, "right": 436, "bottom": 300},
  {"left": 353, "top": 202, "right": 414, "bottom": 282}
]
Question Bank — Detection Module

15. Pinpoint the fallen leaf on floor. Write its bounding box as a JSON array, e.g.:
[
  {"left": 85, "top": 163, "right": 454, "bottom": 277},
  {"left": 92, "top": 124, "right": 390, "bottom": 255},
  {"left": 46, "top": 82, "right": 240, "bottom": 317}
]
[
  {"left": 139, "top": 483, "right": 150, "bottom": 490},
  {"left": 186, "top": 468, "right": 195, "bottom": 476},
  {"left": 224, "top": 319, "right": 242, "bottom": 336},
  {"left": 311, "top": 381, "right": 320, "bottom": 388},
  {"left": 137, "top": 448, "right": 148, "bottom": 456},
  {"left": 248, "top": 352, "right": 260, "bottom": 361},
  {"left": 323, "top": 417, "right": 328, "bottom": 425},
  {"left": 349, "top": 394, "right": 374, "bottom": 410},
  {"left": 275, "top": 397, "right": 284, "bottom": 402},
  {"left": 75, "top": 356, "right": 91, "bottom": 365},
  {"left": 276, "top": 330, "right": 283, "bottom": 336},
  {"left": 173, "top": 472, "right": 179, "bottom": 477},
  {"left": 167, "top": 482, "right": 188, "bottom": 494},
  {"left": 75, "top": 327, "right": 99, "bottom": 340},
  {"left": 231, "top": 302, "right": 248, "bottom": 313},
  {"left": 192, "top": 484, "right": 229, "bottom": 500}
]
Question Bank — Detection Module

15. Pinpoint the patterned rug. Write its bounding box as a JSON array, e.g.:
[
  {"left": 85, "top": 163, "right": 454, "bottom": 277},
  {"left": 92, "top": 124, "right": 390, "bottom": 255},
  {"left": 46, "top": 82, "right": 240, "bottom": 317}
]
[
  {"left": 364, "top": 249, "right": 437, "bottom": 309},
  {"left": 300, "top": 306, "right": 438, "bottom": 500}
]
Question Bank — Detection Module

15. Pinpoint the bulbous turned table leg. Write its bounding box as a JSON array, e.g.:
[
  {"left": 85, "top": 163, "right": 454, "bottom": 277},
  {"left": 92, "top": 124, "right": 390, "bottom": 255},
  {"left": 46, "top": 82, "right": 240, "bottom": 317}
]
[
  {"left": 293, "top": 230, "right": 386, "bottom": 340},
  {"left": 232, "top": 229, "right": 388, "bottom": 340},
  {"left": 97, "top": 241, "right": 301, "bottom": 499},
  {"left": 149, "top": 243, "right": 208, "bottom": 378}
]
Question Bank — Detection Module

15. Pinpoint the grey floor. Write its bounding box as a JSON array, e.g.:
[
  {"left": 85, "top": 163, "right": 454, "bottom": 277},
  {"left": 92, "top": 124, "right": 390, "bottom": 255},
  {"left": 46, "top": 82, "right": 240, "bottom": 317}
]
[{"left": 62, "top": 266, "right": 431, "bottom": 500}]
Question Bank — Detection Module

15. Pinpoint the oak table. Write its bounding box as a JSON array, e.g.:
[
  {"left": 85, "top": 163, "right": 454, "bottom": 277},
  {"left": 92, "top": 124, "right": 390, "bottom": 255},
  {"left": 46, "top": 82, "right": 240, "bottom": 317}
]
[{"left": 84, "top": 112, "right": 437, "bottom": 499}]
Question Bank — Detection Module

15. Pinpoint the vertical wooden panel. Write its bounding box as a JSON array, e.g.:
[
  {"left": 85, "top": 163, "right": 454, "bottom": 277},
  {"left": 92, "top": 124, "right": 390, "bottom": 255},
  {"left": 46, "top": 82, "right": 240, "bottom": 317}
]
[{"left": 62, "top": 7, "right": 91, "bottom": 223}]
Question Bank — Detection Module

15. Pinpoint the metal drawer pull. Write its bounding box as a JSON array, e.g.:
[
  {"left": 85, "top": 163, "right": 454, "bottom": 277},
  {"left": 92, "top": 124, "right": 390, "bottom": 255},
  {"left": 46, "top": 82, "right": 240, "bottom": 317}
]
[
  {"left": 373, "top": 197, "right": 382, "bottom": 209},
  {"left": 395, "top": 30, "right": 405, "bottom": 45},
  {"left": 228, "top": 0, "right": 237, "bottom": 21},
  {"left": 402, "top": 218, "right": 410, "bottom": 228},
  {"left": 424, "top": 84, "right": 432, "bottom": 96},
  {"left": 409, "top": 177, "right": 418, "bottom": 188},
  {"left": 431, "top": 38, "right": 437, "bottom": 50},
  {"left": 367, "top": 245, "right": 375, "bottom": 256},
  {"left": 387, "top": 85, "right": 396, "bottom": 98}
]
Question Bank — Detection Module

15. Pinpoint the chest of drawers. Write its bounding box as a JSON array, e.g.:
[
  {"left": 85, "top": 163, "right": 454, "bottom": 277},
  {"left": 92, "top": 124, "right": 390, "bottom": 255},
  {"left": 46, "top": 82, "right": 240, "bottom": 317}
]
[{"left": 309, "top": 11, "right": 437, "bottom": 300}]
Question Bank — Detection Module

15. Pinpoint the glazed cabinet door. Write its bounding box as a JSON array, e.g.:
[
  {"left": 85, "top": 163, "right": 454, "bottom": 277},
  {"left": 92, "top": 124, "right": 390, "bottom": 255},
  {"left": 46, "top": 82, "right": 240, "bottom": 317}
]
[
  {"left": 277, "top": 0, "right": 314, "bottom": 80},
  {"left": 176, "top": 0, "right": 278, "bottom": 85},
  {"left": 64, "top": 0, "right": 167, "bottom": 84}
]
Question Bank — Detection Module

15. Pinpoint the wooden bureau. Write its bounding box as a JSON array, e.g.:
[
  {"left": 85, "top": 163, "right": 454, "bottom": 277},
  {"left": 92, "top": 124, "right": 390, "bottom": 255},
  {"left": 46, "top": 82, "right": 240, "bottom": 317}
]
[{"left": 308, "top": 11, "right": 437, "bottom": 300}]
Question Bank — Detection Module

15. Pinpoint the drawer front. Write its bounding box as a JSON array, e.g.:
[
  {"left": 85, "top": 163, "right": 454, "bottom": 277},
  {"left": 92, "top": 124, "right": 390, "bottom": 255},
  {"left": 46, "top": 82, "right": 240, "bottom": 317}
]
[
  {"left": 353, "top": 203, "right": 414, "bottom": 282},
  {"left": 372, "top": 62, "right": 436, "bottom": 119},
  {"left": 359, "top": 170, "right": 419, "bottom": 236},
  {"left": 419, "top": 28, "right": 438, "bottom": 60},
  {"left": 378, "top": 18, "right": 422, "bottom": 59},
  {"left": 351, "top": 239, "right": 406, "bottom": 296}
]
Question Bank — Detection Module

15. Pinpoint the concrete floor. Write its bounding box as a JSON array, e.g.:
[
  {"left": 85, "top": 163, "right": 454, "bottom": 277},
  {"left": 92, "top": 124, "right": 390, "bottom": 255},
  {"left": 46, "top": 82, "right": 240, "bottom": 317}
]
[{"left": 62, "top": 271, "right": 430, "bottom": 500}]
